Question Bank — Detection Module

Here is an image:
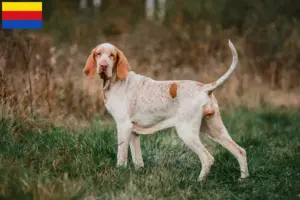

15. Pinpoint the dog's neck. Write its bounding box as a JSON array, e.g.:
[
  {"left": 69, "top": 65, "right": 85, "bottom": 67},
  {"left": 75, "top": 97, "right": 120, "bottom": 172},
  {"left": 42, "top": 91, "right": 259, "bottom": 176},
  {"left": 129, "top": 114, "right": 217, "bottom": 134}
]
[
  {"left": 100, "top": 74, "right": 114, "bottom": 92},
  {"left": 100, "top": 72, "right": 126, "bottom": 103}
]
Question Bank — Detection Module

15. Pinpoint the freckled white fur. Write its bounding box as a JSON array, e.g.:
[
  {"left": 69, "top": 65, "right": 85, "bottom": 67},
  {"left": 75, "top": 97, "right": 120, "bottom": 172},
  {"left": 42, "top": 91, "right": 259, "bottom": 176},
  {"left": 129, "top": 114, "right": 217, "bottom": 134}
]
[{"left": 94, "top": 40, "right": 249, "bottom": 183}]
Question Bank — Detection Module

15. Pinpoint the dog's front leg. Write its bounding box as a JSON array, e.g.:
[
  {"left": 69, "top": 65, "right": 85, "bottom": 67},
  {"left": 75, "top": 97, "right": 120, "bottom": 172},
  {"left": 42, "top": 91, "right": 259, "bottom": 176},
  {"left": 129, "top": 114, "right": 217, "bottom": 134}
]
[{"left": 116, "top": 121, "right": 133, "bottom": 167}]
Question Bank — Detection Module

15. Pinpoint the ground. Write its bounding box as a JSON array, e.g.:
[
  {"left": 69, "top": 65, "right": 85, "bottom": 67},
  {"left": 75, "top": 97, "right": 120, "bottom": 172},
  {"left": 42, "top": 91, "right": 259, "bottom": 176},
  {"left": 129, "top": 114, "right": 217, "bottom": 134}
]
[{"left": 0, "top": 108, "right": 299, "bottom": 200}]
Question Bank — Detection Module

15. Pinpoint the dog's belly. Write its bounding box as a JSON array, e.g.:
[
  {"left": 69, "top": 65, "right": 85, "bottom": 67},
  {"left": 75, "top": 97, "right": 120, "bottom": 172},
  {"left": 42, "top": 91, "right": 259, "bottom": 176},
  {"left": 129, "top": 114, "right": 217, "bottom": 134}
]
[
  {"left": 131, "top": 113, "right": 169, "bottom": 128},
  {"left": 130, "top": 101, "right": 178, "bottom": 128}
]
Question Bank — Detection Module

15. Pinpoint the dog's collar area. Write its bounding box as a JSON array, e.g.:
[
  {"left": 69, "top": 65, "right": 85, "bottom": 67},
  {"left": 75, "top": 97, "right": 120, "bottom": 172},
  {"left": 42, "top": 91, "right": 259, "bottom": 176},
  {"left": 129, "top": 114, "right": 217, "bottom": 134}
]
[{"left": 100, "top": 73, "right": 118, "bottom": 104}]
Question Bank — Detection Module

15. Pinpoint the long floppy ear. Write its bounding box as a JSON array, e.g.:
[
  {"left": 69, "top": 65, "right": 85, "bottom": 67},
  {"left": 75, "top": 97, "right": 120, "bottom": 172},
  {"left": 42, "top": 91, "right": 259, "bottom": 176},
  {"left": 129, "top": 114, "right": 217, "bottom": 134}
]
[
  {"left": 116, "top": 48, "right": 130, "bottom": 80},
  {"left": 83, "top": 48, "right": 96, "bottom": 79}
]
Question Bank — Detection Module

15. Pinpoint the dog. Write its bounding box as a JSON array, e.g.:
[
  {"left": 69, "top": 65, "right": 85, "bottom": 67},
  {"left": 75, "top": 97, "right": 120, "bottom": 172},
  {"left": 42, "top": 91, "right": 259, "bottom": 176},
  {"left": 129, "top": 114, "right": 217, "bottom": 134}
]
[{"left": 83, "top": 40, "right": 249, "bottom": 182}]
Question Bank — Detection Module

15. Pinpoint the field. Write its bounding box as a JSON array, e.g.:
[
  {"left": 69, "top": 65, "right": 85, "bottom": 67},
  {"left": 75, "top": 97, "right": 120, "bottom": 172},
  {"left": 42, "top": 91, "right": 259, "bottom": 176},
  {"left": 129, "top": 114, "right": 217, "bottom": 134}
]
[{"left": 0, "top": 108, "right": 299, "bottom": 200}]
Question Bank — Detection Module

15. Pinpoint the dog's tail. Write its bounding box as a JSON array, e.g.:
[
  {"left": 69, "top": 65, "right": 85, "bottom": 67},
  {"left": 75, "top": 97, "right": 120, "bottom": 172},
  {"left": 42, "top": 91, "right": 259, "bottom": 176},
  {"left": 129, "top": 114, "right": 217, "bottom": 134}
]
[{"left": 203, "top": 39, "right": 238, "bottom": 93}]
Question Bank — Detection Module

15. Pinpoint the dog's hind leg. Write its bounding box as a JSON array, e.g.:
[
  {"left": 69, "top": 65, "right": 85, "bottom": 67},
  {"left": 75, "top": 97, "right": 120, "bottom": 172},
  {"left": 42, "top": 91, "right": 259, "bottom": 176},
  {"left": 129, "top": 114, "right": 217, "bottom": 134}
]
[
  {"left": 176, "top": 120, "right": 215, "bottom": 182},
  {"left": 175, "top": 100, "right": 215, "bottom": 183},
  {"left": 204, "top": 99, "right": 249, "bottom": 179}
]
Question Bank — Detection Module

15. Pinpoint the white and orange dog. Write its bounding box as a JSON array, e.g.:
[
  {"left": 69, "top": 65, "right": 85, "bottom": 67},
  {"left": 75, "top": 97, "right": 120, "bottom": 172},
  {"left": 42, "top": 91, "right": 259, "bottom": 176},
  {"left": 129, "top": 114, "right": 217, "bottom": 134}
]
[{"left": 83, "top": 40, "right": 249, "bottom": 182}]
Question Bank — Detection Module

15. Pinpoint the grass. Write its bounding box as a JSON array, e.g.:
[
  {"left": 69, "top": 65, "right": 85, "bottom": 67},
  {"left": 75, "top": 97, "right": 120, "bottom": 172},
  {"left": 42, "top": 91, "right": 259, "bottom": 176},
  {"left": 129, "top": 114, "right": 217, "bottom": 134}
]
[{"left": 0, "top": 108, "right": 300, "bottom": 200}]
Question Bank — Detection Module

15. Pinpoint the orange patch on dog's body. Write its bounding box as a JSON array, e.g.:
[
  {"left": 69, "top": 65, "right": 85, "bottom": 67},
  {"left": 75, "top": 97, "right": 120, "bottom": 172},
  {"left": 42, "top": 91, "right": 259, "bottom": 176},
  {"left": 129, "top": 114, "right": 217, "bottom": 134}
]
[
  {"left": 211, "top": 81, "right": 217, "bottom": 86},
  {"left": 204, "top": 93, "right": 215, "bottom": 118},
  {"left": 169, "top": 83, "right": 178, "bottom": 99}
]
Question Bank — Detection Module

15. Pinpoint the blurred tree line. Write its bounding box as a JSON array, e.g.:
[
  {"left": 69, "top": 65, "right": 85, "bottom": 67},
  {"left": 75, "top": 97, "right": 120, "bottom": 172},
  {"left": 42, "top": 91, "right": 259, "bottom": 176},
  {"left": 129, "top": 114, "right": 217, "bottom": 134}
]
[
  {"left": 43, "top": 0, "right": 300, "bottom": 57},
  {"left": 7, "top": 0, "right": 300, "bottom": 38},
  {"left": 41, "top": 0, "right": 300, "bottom": 30},
  {"left": 6, "top": 0, "right": 300, "bottom": 64}
]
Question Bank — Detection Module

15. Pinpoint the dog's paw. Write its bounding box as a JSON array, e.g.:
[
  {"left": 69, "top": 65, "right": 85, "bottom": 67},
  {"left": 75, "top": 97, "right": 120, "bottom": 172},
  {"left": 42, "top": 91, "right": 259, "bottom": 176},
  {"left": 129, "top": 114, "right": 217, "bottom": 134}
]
[
  {"left": 240, "top": 171, "right": 249, "bottom": 179},
  {"left": 198, "top": 175, "right": 208, "bottom": 184},
  {"left": 238, "top": 176, "right": 249, "bottom": 182},
  {"left": 136, "top": 163, "right": 144, "bottom": 168},
  {"left": 116, "top": 162, "right": 128, "bottom": 168}
]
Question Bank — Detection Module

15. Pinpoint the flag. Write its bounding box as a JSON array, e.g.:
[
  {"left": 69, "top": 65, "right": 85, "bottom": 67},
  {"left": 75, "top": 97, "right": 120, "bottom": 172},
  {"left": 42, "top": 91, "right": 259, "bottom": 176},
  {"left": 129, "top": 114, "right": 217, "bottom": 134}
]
[{"left": 2, "top": 2, "right": 43, "bottom": 29}]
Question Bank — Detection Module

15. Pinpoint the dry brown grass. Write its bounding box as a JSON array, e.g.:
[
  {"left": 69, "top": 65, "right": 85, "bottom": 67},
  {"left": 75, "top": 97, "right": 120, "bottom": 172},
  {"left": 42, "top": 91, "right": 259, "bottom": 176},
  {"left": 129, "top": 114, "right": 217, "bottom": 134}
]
[
  {"left": 0, "top": 30, "right": 105, "bottom": 125},
  {"left": 1, "top": 24, "right": 300, "bottom": 125}
]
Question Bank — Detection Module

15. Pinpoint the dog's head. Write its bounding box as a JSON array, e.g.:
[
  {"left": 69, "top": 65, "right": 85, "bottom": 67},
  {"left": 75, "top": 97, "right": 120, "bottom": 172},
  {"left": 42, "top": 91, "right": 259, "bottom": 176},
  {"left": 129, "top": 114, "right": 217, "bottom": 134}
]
[{"left": 83, "top": 43, "right": 130, "bottom": 81}]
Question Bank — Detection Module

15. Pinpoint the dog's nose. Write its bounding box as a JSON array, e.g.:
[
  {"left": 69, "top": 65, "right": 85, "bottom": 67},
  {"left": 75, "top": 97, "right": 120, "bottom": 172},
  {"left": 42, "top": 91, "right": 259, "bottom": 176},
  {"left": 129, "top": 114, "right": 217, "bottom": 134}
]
[
  {"left": 98, "top": 62, "right": 108, "bottom": 74},
  {"left": 100, "top": 64, "right": 108, "bottom": 70}
]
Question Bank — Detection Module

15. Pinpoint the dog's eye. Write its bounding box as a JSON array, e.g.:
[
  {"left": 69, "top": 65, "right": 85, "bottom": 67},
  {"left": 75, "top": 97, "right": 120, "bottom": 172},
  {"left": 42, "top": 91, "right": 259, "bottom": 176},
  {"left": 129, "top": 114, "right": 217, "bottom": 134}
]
[
  {"left": 96, "top": 52, "right": 101, "bottom": 56},
  {"left": 110, "top": 54, "right": 114, "bottom": 59}
]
